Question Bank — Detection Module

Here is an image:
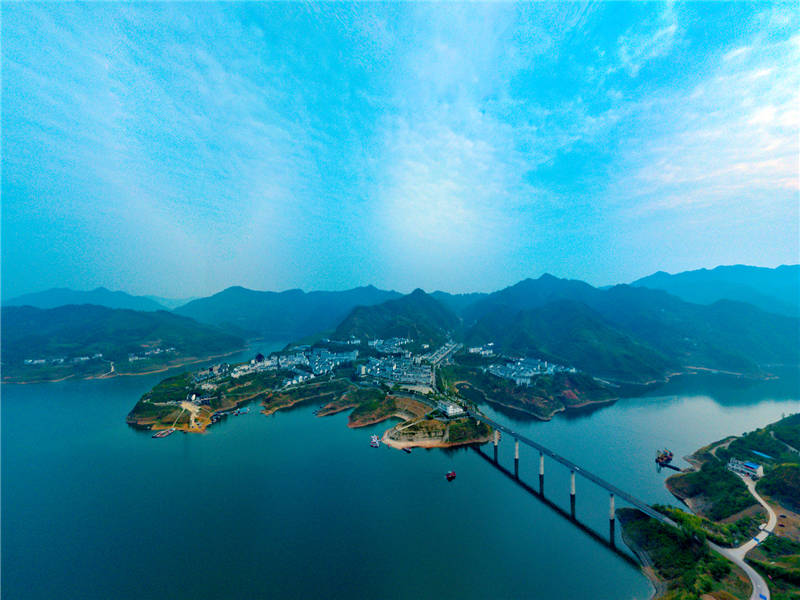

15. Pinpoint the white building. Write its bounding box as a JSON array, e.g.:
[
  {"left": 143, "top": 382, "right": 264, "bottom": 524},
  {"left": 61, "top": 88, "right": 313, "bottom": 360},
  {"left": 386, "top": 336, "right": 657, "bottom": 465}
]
[
  {"left": 728, "top": 458, "right": 764, "bottom": 479},
  {"left": 437, "top": 401, "right": 465, "bottom": 418}
]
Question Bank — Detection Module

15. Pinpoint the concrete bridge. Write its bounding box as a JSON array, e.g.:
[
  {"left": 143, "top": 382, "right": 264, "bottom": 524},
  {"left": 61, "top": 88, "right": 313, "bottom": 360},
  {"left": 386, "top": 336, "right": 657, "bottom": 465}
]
[{"left": 468, "top": 410, "right": 677, "bottom": 547}]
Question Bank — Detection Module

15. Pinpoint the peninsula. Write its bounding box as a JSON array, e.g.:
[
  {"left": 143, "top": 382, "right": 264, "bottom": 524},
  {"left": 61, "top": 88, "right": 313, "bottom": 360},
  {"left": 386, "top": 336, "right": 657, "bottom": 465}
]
[
  {"left": 127, "top": 343, "right": 493, "bottom": 448},
  {"left": 620, "top": 413, "right": 800, "bottom": 599}
]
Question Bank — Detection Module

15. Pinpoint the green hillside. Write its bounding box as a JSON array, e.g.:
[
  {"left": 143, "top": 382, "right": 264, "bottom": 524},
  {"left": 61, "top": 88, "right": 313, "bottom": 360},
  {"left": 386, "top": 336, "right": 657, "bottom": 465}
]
[
  {"left": 333, "top": 289, "right": 460, "bottom": 347},
  {"left": 174, "top": 285, "right": 400, "bottom": 339},
  {"left": 467, "top": 300, "right": 672, "bottom": 382},
  {"left": 2, "top": 305, "right": 245, "bottom": 381},
  {"left": 632, "top": 264, "right": 800, "bottom": 317},
  {"left": 460, "top": 274, "right": 799, "bottom": 377},
  {"left": 3, "top": 286, "right": 168, "bottom": 311}
]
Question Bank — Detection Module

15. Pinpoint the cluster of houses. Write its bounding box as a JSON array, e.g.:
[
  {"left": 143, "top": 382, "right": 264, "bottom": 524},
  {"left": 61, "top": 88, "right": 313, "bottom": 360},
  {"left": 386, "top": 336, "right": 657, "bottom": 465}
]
[
  {"left": 24, "top": 353, "right": 103, "bottom": 366},
  {"left": 486, "top": 357, "right": 576, "bottom": 386},
  {"left": 420, "top": 341, "right": 461, "bottom": 366},
  {"left": 193, "top": 362, "right": 231, "bottom": 383},
  {"left": 467, "top": 343, "right": 496, "bottom": 357},
  {"left": 128, "top": 347, "right": 176, "bottom": 362},
  {"left": 368, "top": 337, "right": 412, "bottom": 354},
  {"left": 360, "top": 355, "right": 434, "bottom": 387},
  {"left": 225, "top": 347, "right": 360, "bottom": 387}
]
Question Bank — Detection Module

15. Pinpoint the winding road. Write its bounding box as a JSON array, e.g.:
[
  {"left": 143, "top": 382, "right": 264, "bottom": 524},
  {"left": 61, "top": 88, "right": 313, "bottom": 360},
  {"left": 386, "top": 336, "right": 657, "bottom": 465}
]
[{"left": 709, "top": 474, "right": 776, "bottom": 600}]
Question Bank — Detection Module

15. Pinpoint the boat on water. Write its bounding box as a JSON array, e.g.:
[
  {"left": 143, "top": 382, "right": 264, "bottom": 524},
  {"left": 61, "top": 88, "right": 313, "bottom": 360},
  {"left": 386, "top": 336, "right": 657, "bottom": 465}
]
[
  {"left": 445, "top": 470, "right": 456, "bottom": 481},
  {"left": 402, "top": 447, "right": 412, "bottom": 454},
  {"left": 152, "top": 428, "right": 176, "bottom": 438},
  {"left": 655, "top": 448, "right": 674, "bottom": 466},
  {"left": 370, "top": 434, "right": 380, "bottom": 448}
]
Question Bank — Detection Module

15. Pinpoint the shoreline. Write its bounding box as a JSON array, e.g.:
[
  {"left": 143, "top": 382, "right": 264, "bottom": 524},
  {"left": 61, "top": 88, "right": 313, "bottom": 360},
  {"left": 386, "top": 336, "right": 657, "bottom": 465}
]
[
  {"left": 479, "top": 394, "right": 620, "bottom": 422},
  {"left": 3, "top": 348, "right": 246, "bottom": 385},
  {"left": 617, "top": 510, "right": 668, "bottom": 600},
  {"left": 381, "top": 430, "right": 492, "bottom": 450}
]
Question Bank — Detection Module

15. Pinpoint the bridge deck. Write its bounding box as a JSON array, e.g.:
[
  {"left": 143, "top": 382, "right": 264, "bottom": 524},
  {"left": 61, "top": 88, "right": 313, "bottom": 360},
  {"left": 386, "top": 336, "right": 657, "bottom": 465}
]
[{"left": 469, "top": 410, "right": 676, "bottom": 527}]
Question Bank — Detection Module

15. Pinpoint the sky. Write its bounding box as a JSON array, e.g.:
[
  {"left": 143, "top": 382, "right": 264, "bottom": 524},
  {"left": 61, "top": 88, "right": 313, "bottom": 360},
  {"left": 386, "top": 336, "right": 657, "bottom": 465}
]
[{"left": 2, "top": 2, "right": 798, "bottom": 298}]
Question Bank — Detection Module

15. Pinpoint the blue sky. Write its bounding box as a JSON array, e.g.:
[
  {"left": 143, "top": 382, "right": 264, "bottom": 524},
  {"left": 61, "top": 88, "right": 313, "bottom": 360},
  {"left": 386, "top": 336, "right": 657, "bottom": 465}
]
[{"left": 3, "top": 2, "right": 798, "bottom": 298}]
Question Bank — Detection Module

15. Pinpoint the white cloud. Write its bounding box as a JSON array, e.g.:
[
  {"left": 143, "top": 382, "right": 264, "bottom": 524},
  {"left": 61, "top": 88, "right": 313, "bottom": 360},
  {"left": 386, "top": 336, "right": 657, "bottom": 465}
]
[{"left": 616, "top": 2, "right": 679, "bottom": 77}]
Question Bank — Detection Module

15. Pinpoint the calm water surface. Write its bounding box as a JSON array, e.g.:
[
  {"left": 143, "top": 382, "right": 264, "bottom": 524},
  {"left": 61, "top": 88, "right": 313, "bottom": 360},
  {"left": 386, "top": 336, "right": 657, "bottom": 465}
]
[{"left": 3, "top": 348, "right": 799, "bottom": 600}]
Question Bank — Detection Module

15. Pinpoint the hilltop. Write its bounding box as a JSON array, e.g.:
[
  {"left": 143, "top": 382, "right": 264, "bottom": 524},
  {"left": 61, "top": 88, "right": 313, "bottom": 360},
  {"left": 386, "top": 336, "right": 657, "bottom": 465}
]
[
  {"left": 465, "top": 300, "right": 672, "bottom": 382},
  {"left": 3, "top": 286, "right": 168, "bottom": 311},
  {"left": 173, "top": 285, "right": 400, "bottom": 339},
  {"left": 458, "top": 274, "right": 799, "bottom": 380},
  {"left": 632, "top": 264, "right": 800, "bottom": 317},
  {"left": 1, "top": 305, "right": 245, "bottom": 382},
  {"left": 333, "top": 288, "right": 460, "bottom": 348}
]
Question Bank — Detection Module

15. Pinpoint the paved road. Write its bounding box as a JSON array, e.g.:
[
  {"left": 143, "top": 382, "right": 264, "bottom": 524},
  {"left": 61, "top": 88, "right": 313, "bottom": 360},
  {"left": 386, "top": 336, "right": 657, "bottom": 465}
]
[{"left": 709, "top": 474, "right": 776, "bottom": 600}]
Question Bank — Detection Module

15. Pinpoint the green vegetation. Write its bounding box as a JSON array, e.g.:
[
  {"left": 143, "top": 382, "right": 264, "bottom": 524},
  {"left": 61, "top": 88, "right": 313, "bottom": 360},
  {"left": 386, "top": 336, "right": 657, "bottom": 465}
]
[
  {"left": 758, "top": 465, "right": 800, "bottom": 512},
  {"left": 618, "top": 508, "right": 750, "bottom": 600},
  {"left": 748, "top": 536, "right": 800, "bottom": 598},
  {"left": 127, "top": 372, "right": 197, "bottom": 426},
  {"left": 447, "top": 418, "right": 491, "bottom": 443},
  {"left": 661, "top": 414, "right": 800, "bottom": 598},
  {"left": 667, "top": 453, "right": 758, "bottom": 521},
  {"left": 348, "top": 388, "right": 396, "bottom": 423},
  {"left": 467, "top": 300, "right": 672, "bottom": 382},
  {"left": 716, "top": 428, "right": 798, "bottom": 465},
  {"left": 174, "top": 285, "right": 400, "bottom": 340},
  {"left": 265, "top": 378, "right": 352, "bottom": 414},
  {"left": 462, "top": 274, "right": 799, "bottom": 380},
  {"left": 658, "top": 504, "right": 761, "bottom": 548},
  {"left": 128, "top": 367, "right": 296, "bottom": 428},
  {"left": 439, "top": 363, "right": 614, "bottom": 420},
  {"left": 333, "top": 288, "right": 459, "bottom": 347},
  {"left": 772, "top": 413, "right": 800, "bottom": 450},
  {"left": 2, "top": 304, "right": 244, "bottom": 382}
]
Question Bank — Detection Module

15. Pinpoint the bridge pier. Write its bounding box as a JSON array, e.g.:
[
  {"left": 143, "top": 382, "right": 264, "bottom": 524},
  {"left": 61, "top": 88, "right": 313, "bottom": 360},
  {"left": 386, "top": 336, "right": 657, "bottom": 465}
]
[
  {"left": 493, "top": 429, "right": 499, "bottom": 462},
  {"left": 609, "top": 493, "right": 616, "bottom": 547},
  {"left": 570, "top": 470, "right": 576, "bottom": 519},
  {"left": 539, "top": 452, "right": 544, "bottom": 495},
  {"left": 514, "top": 439, "right": 519, "bottom": 479}
]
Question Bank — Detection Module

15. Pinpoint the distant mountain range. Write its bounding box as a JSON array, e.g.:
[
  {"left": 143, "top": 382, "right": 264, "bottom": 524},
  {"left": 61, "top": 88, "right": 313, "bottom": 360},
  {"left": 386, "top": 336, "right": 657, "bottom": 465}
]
[
  {"left": 173, "top": 285, "right": 402, "bottom": 339},
  {"left": 3, "top": 287, "right": 170, "bottom": 312},
  {"left": 3, "top": 265, "right": 797, "bottom": 384},
  {"left": 631, "top": 264, "right": 799, "bottom": 317},
  {"left": 458, "top": 275, "right": 798, "bottom": 381}
]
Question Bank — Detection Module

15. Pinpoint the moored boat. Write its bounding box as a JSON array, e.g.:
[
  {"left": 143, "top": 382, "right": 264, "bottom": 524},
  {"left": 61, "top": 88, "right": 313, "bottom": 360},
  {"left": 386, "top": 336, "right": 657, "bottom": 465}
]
[
  {"left": 655, "top": 448, "right": 674, "bottom": 466},
  {"left": 370, "top": 434, "right": 380, "bottom": 447},
  {"left": 152, "top": 427, "right": 175, "bottom": 438}
]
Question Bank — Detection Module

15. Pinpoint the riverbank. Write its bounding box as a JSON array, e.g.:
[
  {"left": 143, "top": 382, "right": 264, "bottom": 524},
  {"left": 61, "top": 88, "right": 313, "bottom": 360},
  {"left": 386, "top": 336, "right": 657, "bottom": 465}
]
[
  {"left": 448, "top": 367, "right": 780, "bottom": 422},
  {"left": 622, "top": 413, "right": 800, "bottom": 599},
  {"left": 617, "top": 508, "right": 752, "bottom": 600},
  {"left": 315, "top": 389, "right": 493, "bottom": 448},
  {"left": 6, "top": 349, "right": 246, "bottom": 384}
]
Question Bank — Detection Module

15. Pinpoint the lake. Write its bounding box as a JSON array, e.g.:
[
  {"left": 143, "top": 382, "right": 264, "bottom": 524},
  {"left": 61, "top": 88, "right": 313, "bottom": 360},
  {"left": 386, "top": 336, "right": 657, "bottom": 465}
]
[{"left": 3, "top": 347, "right": 798, "bottom": 599}]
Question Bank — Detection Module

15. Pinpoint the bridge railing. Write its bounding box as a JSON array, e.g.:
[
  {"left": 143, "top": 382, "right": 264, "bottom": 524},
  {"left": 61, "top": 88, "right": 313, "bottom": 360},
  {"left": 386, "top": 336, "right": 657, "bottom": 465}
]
[{"left": 468, "top": 410, "right": 676, "bottom": 527}]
